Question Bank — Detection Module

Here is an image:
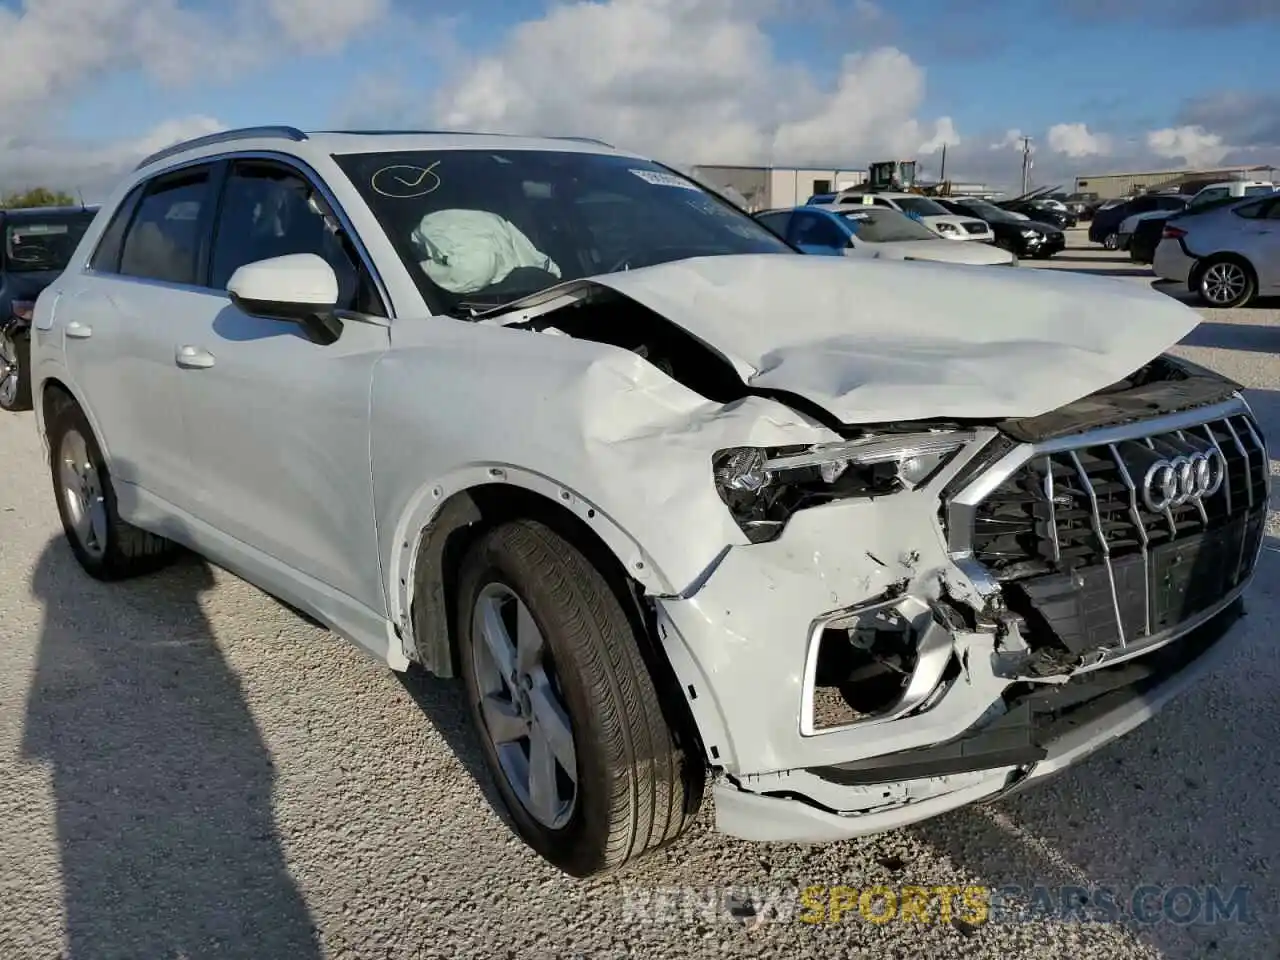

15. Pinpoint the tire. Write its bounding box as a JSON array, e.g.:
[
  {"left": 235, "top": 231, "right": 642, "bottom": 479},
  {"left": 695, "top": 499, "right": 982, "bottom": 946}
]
[
  {"left": 1193, "top": 256, "right": 1256, "bottom": 309},
  {"left": 1102, "top": 232, "right": 1120, "bottom": 251},
  {"left": 456, "top": 519, "right": 700, "bottom": 876},
  {"left": 0, "top": 329, "right": 32, "bottom": 412},
  {"left": 46, "top": 395, "right": 179, "bottom": 580}
]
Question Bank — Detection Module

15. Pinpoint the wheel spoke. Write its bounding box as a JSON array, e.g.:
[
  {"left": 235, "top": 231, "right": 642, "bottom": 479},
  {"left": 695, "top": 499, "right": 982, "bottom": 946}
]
[
  {"left": 514, "top": 600, "right": 544, "bottom": 675},
  {"left": 526, "top": 725, "right": 560, "bottom": 826},
  {"left": 481, "top": 693, "right": 529, "bottom": 745},
  {"left": 478, "top": 595, "right": 518, "bottom": 681},
  {"left": 87, "top": 495, "right": 109, "bottom": 553},
  {"left": 530, "top": 678, "right": 577, "bottom": 780}
]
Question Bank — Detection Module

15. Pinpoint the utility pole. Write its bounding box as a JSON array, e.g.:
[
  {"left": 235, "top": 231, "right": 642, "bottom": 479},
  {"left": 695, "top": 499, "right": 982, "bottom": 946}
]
[{"left": 1019, "top": 136, "right": 1033, "bottom": 194}]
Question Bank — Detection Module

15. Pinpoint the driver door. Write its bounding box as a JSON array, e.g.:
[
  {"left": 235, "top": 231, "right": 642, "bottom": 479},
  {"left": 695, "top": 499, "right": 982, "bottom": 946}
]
[
  {"left": 787, "top": 210, "right": 849, "bottom": 256},
  {"left": 174, "top": 157, "right": 392, "bottom": 619}
]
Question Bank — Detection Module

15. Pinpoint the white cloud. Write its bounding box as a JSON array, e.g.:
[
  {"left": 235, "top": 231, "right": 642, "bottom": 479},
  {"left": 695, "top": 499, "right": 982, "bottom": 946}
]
[
  {"left": 919, "top": 117, "right": 960, "bottom": 154},
  {"left": 433, "top": 0, "right": 956, "bottom": 167},
  {"left": 1046, "top": 122, "right": 1112, "bottom": 158},
  {"left": 1146, "top": 125, "right": 1231, "bottom": 167},
  {"left": 266, "top": 0, "right": 390, "bottom": 52},
  {"left": 0, "top": 116, "right": 227, "bottom": 200}
]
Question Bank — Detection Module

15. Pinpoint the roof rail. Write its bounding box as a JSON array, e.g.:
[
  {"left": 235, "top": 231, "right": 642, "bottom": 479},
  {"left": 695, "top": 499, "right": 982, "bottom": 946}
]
[
  {"left": 549, "top": 135, "right": 615, "bottom": 148},
  {"left": 134, "top": 125, "right": 309, "bottom": 171}
]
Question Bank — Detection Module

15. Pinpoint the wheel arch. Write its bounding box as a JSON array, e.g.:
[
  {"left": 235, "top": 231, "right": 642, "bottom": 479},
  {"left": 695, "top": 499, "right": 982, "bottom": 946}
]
[
  {"left": 397, "top": 477, "right": 716, "bottom": 768},
  {"left": 38, "top": 376, "right": 99, "bottom": 457}
]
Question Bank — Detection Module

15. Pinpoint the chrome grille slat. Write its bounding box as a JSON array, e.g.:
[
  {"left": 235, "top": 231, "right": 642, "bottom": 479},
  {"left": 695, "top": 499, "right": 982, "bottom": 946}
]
[
  {"left": 1222, "top": 418, "right": 1254, "bottom": 579},
  {"left": 1070, "top": 450, "right": 1127, "bottom": 647},
  {"left": 1201, "top": 424, "right": 1231, "bottom": 515},
  {"left": 1042, "top": 454, "right": 1061, "bottom": 564},
  {"left": 1109, "top": 442, "right": 1151, "bottom": 637}
]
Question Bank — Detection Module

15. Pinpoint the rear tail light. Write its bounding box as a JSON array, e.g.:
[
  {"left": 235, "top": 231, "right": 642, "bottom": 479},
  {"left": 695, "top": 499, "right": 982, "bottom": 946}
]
[
  {"left": 1163, "top": 225, "right": 1187, "bottom": 240},
  {"left": 11, "top": 300, "right": 34, "bottom": 322}
]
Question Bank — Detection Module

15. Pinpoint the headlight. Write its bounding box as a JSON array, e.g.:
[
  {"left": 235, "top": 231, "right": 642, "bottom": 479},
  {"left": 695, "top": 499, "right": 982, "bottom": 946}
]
[
  {"left": 1019, "top": 229, "right": 1039, "bottom": 239},
  {"left": 935, "top": 222, "right": 957, "bottom": 233},
  {"left": 712, "top": 431, "right": 974, "bottom": 543}
]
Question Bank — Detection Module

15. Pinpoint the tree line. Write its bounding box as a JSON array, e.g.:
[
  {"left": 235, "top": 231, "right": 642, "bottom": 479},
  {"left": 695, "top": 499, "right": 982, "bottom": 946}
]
[{"left": 0, "top": 187, "right": 79, "bottom": 209}]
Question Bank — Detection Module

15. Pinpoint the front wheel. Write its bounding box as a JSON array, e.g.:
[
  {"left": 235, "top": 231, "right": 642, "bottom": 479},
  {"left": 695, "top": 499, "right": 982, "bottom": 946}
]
[
  {"left": 46, "top": 395, "right": 179, "bottom": 579},
  {"left": 0, "top": 330, "right": 31, "bottom": 412},
  {"left": 456, "top": 519, "right": 701, "bottom": 877},
  {"left": 1195, "top": 257, "right": 1256, "bottom": 308}
]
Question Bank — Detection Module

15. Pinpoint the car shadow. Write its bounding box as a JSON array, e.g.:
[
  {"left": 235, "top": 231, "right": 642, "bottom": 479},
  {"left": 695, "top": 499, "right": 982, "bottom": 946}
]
[
  {"left": 392, "top": 663, "right": 519, "bottom": 834},
  {"left": 1181, "top": 322, "right": 1280, "bottom": 353},
  {"left": 20, "top": 539, "right": 322, "bottom": 959}
]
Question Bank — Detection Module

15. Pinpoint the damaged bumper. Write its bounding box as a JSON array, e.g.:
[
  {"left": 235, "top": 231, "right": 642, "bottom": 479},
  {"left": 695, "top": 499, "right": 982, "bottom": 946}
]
[{"left": 656, "top": 396, "right": 1266, "bottom": 843}]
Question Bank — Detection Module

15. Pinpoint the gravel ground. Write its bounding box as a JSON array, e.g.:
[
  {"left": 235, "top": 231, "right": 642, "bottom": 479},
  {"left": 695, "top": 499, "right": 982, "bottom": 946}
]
[{"left": 2, "top": 229, "right": 1278, "bottom": 960}]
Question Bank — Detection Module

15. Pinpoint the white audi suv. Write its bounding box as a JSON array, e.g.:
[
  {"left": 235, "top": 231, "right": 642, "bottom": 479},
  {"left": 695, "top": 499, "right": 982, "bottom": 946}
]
[{"left": 29, "top": 126, "right": 1267, "bottom": 876}]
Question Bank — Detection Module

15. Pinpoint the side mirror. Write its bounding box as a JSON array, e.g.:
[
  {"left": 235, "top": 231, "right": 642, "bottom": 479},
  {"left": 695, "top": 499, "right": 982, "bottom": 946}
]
[{"left": 227, "top": 253, "right": 343, "bottom": 344}]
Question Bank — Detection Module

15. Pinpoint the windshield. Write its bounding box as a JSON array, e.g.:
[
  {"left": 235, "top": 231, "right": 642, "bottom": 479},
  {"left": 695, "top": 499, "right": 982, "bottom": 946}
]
[
  {"left": 840, "top": 207, "right": 938, "bottom": 242},
  {"left": 894, "top": 196, "right": 949, "bottom": 217},
  {"left": 954, "top": 200, "right": 1019, "bottom": 223},
  {"left": 3, "top": 213, "right": 93, "bottom": 273},
  {"left": 332, "top": 149, "right": 793, "bottom": 315}
]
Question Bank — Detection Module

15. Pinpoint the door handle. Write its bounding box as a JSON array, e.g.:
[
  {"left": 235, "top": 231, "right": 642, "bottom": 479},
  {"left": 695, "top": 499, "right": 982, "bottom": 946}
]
[
  {"left": 65, "top": 321, "right": 92, "bottom": 339},
  {"left": 175, "top": 345, "right": 216, "bottom": 369}
]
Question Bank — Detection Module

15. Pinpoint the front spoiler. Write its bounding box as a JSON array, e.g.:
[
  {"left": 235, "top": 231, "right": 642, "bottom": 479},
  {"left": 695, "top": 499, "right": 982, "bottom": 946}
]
[{"left": 712, "top": 596, "right": 1245, "bottom": 843}]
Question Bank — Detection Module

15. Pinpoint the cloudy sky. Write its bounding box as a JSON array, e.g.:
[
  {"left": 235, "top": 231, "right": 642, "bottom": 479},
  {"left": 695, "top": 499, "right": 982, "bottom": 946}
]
[{"left": 2, "top": 0, "right": 1278, "bottom": 199}]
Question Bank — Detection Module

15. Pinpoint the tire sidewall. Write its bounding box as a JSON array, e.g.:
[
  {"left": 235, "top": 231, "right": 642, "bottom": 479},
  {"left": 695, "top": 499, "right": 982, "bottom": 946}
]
[
  {"left": 47, "top": 400, "right": 118, "bottom": 576},
  {"left": 455, "top": 527, "right": 615, "bottom": 875},
  {"left": 0, "top": 330, "right": 31, "bottom": 412}
]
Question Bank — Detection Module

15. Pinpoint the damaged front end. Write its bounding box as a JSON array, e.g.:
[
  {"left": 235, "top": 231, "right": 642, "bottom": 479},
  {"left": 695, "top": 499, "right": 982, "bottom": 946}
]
[
  {"left": 654, "top": 362, "right": 1265, "bottom": 843},
  {"left": 467, "top": 260, "right": 1264, "bottom": 843}
]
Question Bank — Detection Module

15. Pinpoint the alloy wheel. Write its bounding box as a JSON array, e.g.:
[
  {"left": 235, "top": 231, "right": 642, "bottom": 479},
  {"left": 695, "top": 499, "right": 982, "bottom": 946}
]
[
  {"left": 470, "top": 582, "right": 579, "bottom": 830},
  {"left": 1201, "top": 262, "right": 1248, "bottom": 306},
  {"left": 0, "top": 334, "right": 17, "bottom": 408},
  {"left": 58, "top": 427, "right": 109, "bottom": 560}
]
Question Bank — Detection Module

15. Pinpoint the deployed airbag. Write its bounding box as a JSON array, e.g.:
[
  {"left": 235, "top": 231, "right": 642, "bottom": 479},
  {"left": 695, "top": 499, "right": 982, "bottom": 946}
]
[{"left": 412, "top": 209, "right": 561, "bottom": 294}]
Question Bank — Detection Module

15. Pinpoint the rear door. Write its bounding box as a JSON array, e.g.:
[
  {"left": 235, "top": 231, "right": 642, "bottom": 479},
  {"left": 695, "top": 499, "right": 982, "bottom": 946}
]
[
  {"left": 60, "top": 165, "right": 218, "bottom": 508},
  {"left": 1234, "top": 198, "right": 1280, "bottom": 292}
]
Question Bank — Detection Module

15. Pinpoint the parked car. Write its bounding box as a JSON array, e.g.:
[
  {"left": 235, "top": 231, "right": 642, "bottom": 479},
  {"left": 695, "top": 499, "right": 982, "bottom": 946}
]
[
  {"left": 1063, "top": 192, "right": 1100, "bottom": 220},
  {"left": 1089, "top": 193, "right": 1190, "bottom": 249},
  {"left": 1128, "top": 213, "right": 1174, "bottom": 265},
  {"left": 1115, "top": 208, "right": 1176, "bottom": 251},
  {"left": 1153, "top": 193, "right": 1280, "bottom": 307},
  {"left": 756, "top": 204, "right": 1015, "bottom": 265},
  {"left": 999, "top": 199, "right": 1076, "bottom": 230},
  {"left": 32, "top": 126, "right": 1268, "bottom": 877},
  {"left": 829, "top": 190, "right": 995, "bottom": 242},
  {"left": 935, "top": 197, "right": 1066, "bottom": 258},
  {"left": 0, "top": 204, "right": 98, "bottom": 411},
  {"left": 1186, "top": 180, "right": 1275, "bottom": 210}
]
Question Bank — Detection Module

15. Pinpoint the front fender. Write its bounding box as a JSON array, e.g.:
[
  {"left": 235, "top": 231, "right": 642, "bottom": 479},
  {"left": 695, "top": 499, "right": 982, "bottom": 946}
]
[{"left": 369, "top": 320, "right": 840, "bottom": 661}]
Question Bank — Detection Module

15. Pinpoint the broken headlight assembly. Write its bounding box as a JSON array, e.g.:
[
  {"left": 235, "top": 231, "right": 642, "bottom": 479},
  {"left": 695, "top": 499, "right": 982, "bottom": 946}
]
[{"left": 712, "top": 431, "right": 974, "bottom": 543}]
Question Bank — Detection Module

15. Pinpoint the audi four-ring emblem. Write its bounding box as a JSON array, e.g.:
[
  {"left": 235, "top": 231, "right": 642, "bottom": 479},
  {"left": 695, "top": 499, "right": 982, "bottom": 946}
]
[{"left": 1142, "top": 449, "right": 1226, "bottom": 512}]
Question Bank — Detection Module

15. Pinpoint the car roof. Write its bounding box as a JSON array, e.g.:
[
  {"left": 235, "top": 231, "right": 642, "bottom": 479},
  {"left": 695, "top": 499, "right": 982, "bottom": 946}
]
[{"left": 132, "top": 125, "right": 643, "bottom": 175}]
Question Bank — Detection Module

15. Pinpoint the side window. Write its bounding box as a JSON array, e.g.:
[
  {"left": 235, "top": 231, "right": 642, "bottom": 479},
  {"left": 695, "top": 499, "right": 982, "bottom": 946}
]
[
  {"left": 755, "top": 212, "right": 792, "bottom": 237},
  {"left": 1233, "top": 199, "right": 1270, "bottom": 220},
  {"left": 90, "top": 184, "right": 145, "bottom": 273},
  {"left": 209, "top": 161, "right": 378, "bottom": 314},
  {"left": 1266, "top": 200, "right": 1280, "bottom": 221},
  {"left": 1131, "top": 197, "right": 1156, "bottom": 214},
  {"left": 119, "top": 169, "right": 212, "bottom": 285},
  {"left": 872, "top": 197, "right": 894, "bottom": 207},
  {"left": 790, "top": 212, "right": 847, "bottom": 249},
  {"left": 1191, "top": 188, "right": 1227, "bottom": 207}
]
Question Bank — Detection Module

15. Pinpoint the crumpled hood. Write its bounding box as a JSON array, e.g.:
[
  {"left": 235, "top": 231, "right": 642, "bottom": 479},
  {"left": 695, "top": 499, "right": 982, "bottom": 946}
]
[{"left": 582, "top": 253, "right": 1201, "bottom": 424}]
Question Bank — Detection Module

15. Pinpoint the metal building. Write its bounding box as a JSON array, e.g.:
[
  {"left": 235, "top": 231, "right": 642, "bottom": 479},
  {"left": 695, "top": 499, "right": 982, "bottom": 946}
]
[
  {"left": 1073, "top": 164, "right": 1278, "bottom": 200},
  {"left": 690, "top": 165, "right": 867, "bottom": 211}
]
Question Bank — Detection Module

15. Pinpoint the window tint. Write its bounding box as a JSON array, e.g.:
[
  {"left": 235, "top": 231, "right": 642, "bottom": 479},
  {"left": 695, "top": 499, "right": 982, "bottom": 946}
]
[
  {"left": 90, "top": 185, "right": 145, "bottom": 272},
  {"left": 1157, "top": 196, "right": 1189, "bottom": 210},
  {"left": 1266, "top": 201, "right": 1280, "bottom": 220},
  {"left": 790, "top": 212, "right": 847, "bottom": 248},
  {"left": 1233, "top": 199, "right": 1270, "bottom": 220},
  {"left": 1130, "top": 197, "right": 1156, "bottom": 213},
  {"left": 209, "top": 161, "right": 370, "bottom": 312},
  {"left": 119, "top": 170, "right": 211, "bottom": 285},
  {"left": 755, "top": 211, "right": 792, "bottom": 236}
]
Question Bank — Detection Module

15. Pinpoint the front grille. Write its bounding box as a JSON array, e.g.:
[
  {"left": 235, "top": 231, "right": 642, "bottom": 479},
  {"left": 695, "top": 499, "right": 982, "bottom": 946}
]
[
  {"left": 963, "top": 221, "right": 988, "bottom": 235},
  {"left": 962, "top": 408, "right": 1267, "bottom": 656}
]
